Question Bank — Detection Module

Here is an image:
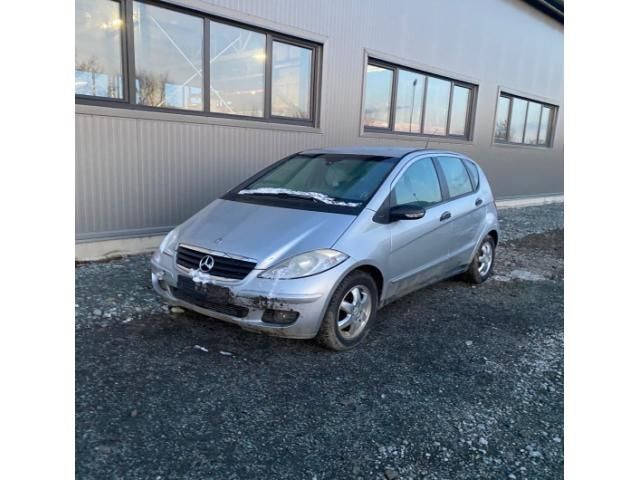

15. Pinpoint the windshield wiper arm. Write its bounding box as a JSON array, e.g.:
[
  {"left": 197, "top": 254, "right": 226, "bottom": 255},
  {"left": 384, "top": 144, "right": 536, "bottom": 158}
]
[{"left": 237, "top": 188, "right": 362, "bottom": 207}]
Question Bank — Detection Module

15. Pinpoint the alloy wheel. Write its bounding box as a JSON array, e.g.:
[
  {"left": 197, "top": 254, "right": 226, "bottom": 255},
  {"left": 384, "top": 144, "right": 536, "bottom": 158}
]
[
  {"left": 337, "top": 285, "right": 373, "bottom": 339},
  {"left": 478, "top": 241, "right": 494, "bottom": 276}
]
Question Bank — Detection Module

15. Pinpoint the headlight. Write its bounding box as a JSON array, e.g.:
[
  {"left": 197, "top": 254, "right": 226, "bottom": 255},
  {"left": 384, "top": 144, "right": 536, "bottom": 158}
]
[
  {"left": 159, "top": 228, "right": 180, "bottom": 256},
  {"left": 259, "top": 249, "right": 348, "bottom": 279}
]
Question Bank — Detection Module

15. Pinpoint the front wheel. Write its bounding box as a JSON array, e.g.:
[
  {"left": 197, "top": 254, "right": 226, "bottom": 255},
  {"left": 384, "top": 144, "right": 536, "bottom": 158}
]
[
  {"left": 465, "top": 235, "right": 496, "bottom": 284},
  {"left": 315, "top": 271, "right": 378, "bottom": 351}
]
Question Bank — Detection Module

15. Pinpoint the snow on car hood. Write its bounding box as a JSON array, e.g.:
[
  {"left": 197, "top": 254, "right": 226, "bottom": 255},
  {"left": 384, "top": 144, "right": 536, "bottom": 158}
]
[{"left": 178, "top": 199, "right": 357, "bottom": 270}]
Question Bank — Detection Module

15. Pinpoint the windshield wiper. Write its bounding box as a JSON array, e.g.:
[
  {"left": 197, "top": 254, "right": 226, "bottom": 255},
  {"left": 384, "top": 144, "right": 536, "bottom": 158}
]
[
  {"left": 262, "top": 192, "right": 323, "bottom": 204},
  {"left": 237, "top": 188, "right": 362, "bottom": 207}
]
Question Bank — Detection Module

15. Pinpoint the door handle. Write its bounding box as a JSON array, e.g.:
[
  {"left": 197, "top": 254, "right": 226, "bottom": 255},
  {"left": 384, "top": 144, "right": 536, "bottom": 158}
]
[
  {"left": 475, "top": 198, "right": 483, "bottom": 206},
  {"left": 440, "top": 211, "right": 451, "bottom": 221}
]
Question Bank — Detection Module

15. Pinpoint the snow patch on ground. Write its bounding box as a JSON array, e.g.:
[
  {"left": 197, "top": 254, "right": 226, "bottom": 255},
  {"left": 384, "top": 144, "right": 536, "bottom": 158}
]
[{"left": 494, "top": 270, "right": 547, "bottom": 282}]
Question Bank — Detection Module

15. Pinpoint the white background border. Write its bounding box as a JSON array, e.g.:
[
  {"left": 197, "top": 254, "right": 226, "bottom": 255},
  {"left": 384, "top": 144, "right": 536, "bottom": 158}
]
[{"left": 2, "top": 1, "right": 640, "bottom": 479}]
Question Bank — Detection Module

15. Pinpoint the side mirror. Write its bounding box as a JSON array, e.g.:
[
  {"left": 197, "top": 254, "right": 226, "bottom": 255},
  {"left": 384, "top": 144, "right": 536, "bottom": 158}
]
[{"left": 389, "top": 204, "right": 426, "bottom": 221}]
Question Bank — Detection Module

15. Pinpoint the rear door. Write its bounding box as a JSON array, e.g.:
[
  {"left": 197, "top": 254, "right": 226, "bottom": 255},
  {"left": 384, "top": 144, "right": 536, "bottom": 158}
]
[
  {"left": 434, "top": 155, "right": 485, "bottom": 270},
  {"left": 386, "top": 156, "right": 453, "bottom": 298}
]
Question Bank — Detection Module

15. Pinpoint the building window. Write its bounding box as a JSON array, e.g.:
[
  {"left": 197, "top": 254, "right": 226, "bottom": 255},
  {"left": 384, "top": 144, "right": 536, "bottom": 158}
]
[
  {"left": 210, "top": 22, "right": 266, "bottom": 117},
  {"left": 449, "top": 85, "right": 471, "bottom": 136},
  {"left": 423, "top": 77, "right": 450, "bottom": 136},
  {"left": 394, "top": 70, "right": 425, "bottom": 133},
  {"left": 494, "top": 96, "right": 510, "bottom": 141},
  {"left": 75, "top": 0, "right": 125, "bottom": 99},
  {"left": 75, "top": 0, "right": 322, "bottom": 126},
  {"left": 133, "top": 2, "right": 203, "bottom": 110},
  {"left": 363, "top": 58, "right": 476, "bottom": 140},
  {"left": 271, "top": 41, "right": 313, "bottom": 119},
  {"left": 494, "top": 93, "right": 557, "bottom": 147},
  {"left": 363, "top": 64, "right": 393, "bottom": 128}
]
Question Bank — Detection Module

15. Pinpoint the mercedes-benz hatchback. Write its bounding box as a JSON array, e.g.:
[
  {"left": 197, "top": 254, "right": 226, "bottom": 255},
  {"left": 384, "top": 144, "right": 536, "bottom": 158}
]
[{"left": 151, "top": 147, "right": 499, "bottom": 350}]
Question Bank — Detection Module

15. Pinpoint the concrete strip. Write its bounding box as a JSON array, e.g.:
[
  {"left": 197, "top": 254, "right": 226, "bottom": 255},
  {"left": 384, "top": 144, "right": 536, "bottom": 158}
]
[
  {"left": 495, "top": 194, "right": 563, "bottom": 209},
  {"left": 76, "top": 235, "right": 165, "bottom": 262},
  {"left": 76, "top": 194, "right": 564, "bottom": 261}
]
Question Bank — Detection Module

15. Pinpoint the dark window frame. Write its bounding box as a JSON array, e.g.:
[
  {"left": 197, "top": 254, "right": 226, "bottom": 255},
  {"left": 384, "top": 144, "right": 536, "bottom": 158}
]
[
  {"left": 363, "top": 57, "right": 477, "bottom": 141},
  {"left": 75, "top": 0, "right": 323, "bottom": 127},
  {"left": 494, "top": 92, "right": 557, "bottom": 148}
]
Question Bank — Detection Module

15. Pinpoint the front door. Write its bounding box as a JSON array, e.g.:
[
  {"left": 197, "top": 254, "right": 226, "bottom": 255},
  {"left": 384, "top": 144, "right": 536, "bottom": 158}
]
[{"left": 386, "top": 157, "right": 453, "bottom": 298}]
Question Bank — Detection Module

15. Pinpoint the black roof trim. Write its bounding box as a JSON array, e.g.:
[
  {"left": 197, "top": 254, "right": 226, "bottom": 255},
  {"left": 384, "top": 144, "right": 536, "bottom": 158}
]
[
  {"left": 300, "top": 146, "right": 421, "bottom": 159},
  {"left": 522, "top": 0, "right": 564, "bottom": 24}
]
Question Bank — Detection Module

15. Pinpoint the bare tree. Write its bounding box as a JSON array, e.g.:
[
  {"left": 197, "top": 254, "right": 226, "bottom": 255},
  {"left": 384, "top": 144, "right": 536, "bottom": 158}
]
[
  {"left": 76, "top": 56, "right": 104, "bottom": 96},
  {"left": 495, "top": 119, "right": 508, "bottom": 140},
  {"left": 137, "top": 72, "right": 168, "bottom": 107}
]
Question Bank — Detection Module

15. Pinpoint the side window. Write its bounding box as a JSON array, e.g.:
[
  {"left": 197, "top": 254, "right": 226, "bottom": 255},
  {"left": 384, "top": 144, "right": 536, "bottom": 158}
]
[
  {"left": 391, "top": 158, "right": 442, "bottom": 207},
  {"left": 463, "top": 159, "right": 480, "bottom": 190},
  {"left": 437, "top": 156, "right": 473, "bottom": 198}
]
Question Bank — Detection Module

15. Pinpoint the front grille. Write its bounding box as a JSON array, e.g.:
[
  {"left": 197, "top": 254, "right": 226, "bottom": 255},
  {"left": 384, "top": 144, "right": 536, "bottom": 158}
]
[
  {"left": 176, "top": 245, "right": 256, "bottom": 280},
  {"left": 172, "top": 287, "right": 249, "bottom": 318}
]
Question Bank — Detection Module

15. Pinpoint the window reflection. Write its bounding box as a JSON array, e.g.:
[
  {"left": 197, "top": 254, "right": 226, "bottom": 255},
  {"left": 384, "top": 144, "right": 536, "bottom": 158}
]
[
  {"left": 496, "top": 93, "right": 555, "bottom": 146},
  {"left": 438, "top": 156, "right": 473, "bottom": 197},
  {"left": 538, "top": 107, "right": 552, "bottom": 145},
  {"left": 133, "top": 2, "right": 203, "bottom": 110},
  {"left": 449, "top": 85, "right": 470, "bottom": 136},
  {"left": 364, "top": 65, "right": 393, "bottom": 128},
  {"left": 494, "top": 96, "right": 510, "bottom": 141},
  {"left": 423, "top": 77, "right": 451, "bottom": 136},
  {"left": 524, "top": 101, "right": 542, "bottom": 144},
  {"left": 271, "top": 42, "right": 312, "bottom": 119},
  {"left": 464, "top": 159, "right": 479, "bottom": 190},
  {"left": 75, "top": 0, "right": 124, "bottom": 98},
  {"left": 210, "top": 22, "right": 265, "bottom": 117},
  {"left": 394, "top": 70, "right": 425, "bottom": 133},
  {"left": 392, "top": 159, "right": 442, "bottom": 206},
  {"left": 508, "top": 97, "right": 527, "bottom": 143}
]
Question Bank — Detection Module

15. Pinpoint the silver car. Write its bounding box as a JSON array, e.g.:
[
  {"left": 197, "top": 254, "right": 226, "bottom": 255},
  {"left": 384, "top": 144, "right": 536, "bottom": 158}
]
[{"left": 151, "top": 147, "right": 499, "bottom": 350}]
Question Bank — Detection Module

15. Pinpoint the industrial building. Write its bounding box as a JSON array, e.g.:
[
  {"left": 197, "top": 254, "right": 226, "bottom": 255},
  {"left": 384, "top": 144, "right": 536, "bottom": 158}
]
[{"left": 75, "top": 0, "right": 563, "bottom": 253}]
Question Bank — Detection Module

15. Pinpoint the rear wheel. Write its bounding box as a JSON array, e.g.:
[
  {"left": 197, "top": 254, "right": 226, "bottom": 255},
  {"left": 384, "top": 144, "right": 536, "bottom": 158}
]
[
  {"left": 465, "top": 235, "right": 496, "bottom": 284},
  {"left": 315, "top": 271, "right": 378, "bottom": 351}
]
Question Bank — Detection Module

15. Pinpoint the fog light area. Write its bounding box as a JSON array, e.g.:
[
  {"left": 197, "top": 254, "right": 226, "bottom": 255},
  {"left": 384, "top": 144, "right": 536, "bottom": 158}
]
[
  {"left": 158, "top": 278, "right": 169, "bottom": 291},
  {"left": 261, "top": 309, "right": 299, "bottom": 325}
]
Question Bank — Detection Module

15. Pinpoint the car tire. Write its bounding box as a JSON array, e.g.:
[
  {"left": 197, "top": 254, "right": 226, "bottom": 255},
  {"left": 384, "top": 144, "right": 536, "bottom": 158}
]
[
  {"left": 465, "top": 235, "right": 496, "bottom": 284},
  {"left": 315, "top": 270, "right": 379, "bottom": 351}
]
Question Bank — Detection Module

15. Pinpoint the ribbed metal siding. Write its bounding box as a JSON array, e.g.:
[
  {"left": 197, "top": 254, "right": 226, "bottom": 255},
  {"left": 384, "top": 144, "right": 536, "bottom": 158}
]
[
  {"left": 76, "top": 0, "right": 563, "bottom": 240},
  {"left": 76, "top": 115, "right": 325, "bottom": 239}
]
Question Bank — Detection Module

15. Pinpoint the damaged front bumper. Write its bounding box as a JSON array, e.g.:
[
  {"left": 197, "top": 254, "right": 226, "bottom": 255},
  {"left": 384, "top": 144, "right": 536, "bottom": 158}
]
[{"left": 150, "top": 250, "right": 347, "bottom": 339}]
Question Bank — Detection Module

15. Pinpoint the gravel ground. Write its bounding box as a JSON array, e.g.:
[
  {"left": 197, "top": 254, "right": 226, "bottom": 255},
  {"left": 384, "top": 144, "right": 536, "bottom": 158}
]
[{"left": 76, "top": 203, "right": 564, "bottom": 479}]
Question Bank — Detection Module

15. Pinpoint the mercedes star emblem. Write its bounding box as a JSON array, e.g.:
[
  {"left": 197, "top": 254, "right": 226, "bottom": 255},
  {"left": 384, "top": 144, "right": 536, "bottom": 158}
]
[{"left": 199, "top": 255, "right": 215, "bottom": 273}]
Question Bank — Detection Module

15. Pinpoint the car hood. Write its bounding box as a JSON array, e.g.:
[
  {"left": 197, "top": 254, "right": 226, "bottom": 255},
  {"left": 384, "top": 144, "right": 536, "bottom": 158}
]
[{"left": 178, "top": 199, "right": 357, "bottom": 269}]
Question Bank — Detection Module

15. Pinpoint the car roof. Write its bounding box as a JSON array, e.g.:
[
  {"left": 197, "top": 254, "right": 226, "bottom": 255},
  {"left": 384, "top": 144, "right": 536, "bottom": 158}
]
[{"left": 299, "top": 146, "right": 465, "bottom": 159}]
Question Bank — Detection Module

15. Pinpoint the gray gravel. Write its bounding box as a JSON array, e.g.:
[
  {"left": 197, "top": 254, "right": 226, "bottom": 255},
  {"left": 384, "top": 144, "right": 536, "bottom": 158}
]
[
  {"left": 496, "top": 203, "right": 563, "bottom": 242},
  {"left": 76, "top": 203, "right": 564, "bottom": 479}
]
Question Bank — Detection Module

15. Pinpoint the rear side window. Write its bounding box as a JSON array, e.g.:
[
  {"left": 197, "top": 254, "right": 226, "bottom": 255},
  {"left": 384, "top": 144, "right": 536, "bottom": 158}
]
[
  {"left": 464, "top": 159, "right": 480, "bottom": 190},
  {"left": 391, "top": 158, "right": 442, "bottom": 207},
  {"left": 437, "top": 156, "right": 473, "bottom": 198}
]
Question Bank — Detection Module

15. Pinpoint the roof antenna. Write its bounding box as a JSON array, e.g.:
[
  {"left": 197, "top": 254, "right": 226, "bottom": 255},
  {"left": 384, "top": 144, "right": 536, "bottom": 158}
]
[{"left": 424, "top": 137, "right": 430, "bottom": 150}]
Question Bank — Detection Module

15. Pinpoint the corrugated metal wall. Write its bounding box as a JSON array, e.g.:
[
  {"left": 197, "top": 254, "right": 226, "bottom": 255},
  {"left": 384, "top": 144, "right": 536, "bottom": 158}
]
[{"left": 76, "top": 0, "right": 563, "bottom": 241}]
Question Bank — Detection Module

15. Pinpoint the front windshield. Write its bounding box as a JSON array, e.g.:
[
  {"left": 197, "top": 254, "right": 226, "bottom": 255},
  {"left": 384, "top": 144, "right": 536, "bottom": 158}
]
[{"left": 238, "top": 154, "right": 397, "bottom": 207}]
